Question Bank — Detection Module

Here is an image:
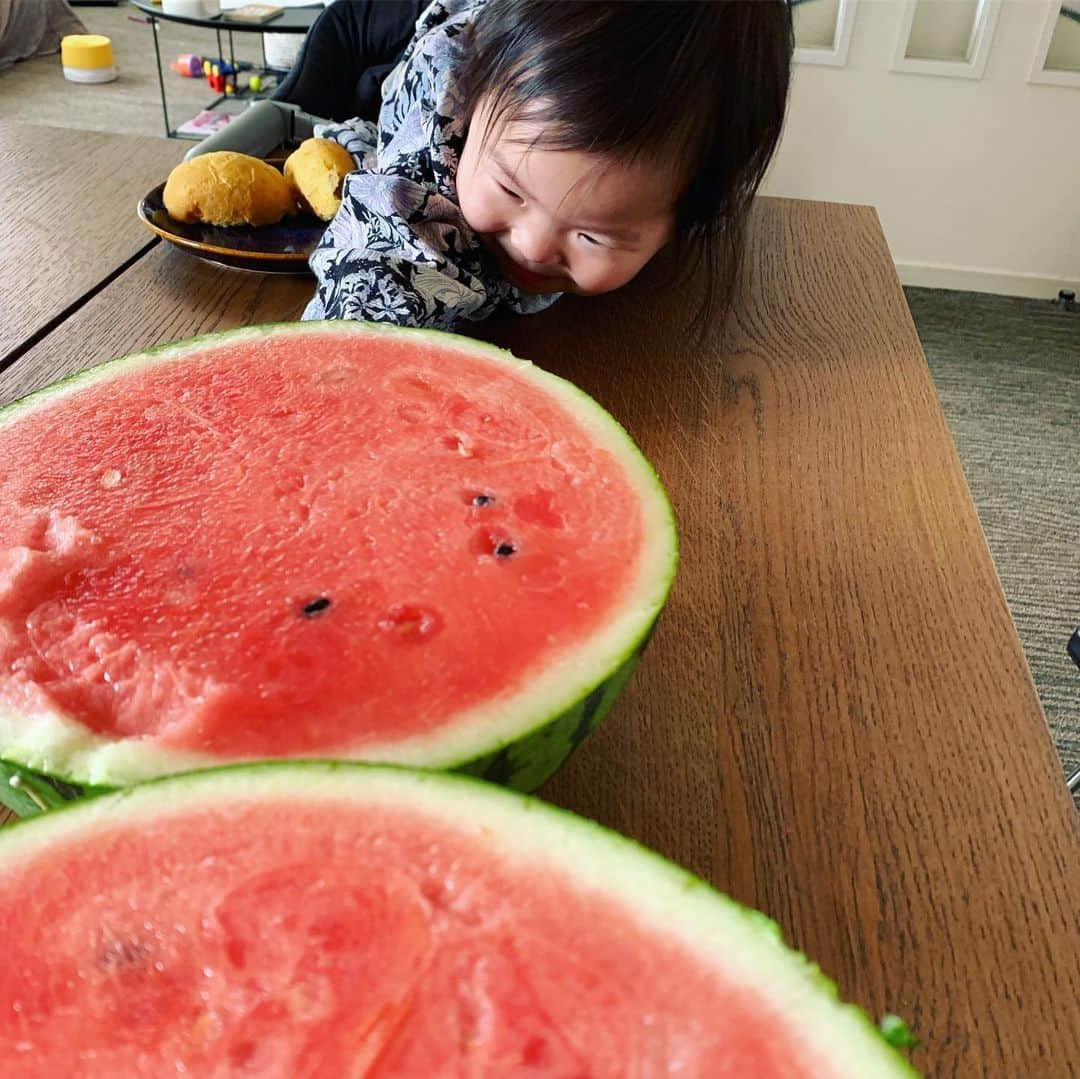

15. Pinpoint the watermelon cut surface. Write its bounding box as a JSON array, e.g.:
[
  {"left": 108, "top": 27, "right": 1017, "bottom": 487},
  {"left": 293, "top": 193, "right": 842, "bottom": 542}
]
[
  {"left": 0, "top": 762, "right": 917, "bottom": 1075},
  {"left": 0, "top": 324, "right": 675, "bottom": 801}
]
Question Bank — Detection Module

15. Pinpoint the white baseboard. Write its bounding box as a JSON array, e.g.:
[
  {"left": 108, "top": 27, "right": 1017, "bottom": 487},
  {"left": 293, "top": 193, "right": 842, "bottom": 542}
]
[{"left": 895, "top": 262, "right": 1078, "bottom": 301}]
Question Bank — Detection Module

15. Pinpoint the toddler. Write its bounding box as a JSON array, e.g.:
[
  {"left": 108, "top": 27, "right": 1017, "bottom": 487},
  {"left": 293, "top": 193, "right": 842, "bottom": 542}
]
[{"left": 301, "top": 0, "right": 793, "bottom": 329}]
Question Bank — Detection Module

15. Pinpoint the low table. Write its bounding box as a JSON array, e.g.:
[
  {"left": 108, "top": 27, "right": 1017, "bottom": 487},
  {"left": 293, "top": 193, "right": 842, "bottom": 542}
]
[
  {"left": 0, "top": 124, "right": 185, "bottom": 362},
  {"left": 128, "top": 0, "right": 318, "bottom": 138},
  {"left": 1, "top": 121, "right": 1078, "bottom": 1075}
]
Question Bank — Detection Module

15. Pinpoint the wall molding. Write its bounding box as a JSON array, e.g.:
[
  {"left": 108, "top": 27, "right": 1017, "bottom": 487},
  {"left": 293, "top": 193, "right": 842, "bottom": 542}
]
[
  {"left": 895, "top": 261, "right": 1079, "bottom": 299},
  {"left": 891, "top": 0, "right": 1003, "bottom": 79},
  {"left": 793, "top": 0, "right": 859, "bottom": 67},
  {"left": 1029, "top": 0, "right": 1080, "bottom": 87}
]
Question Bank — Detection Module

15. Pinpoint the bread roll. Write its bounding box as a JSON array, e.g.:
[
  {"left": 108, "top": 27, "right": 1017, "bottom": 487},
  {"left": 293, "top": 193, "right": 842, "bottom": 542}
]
[
  {"left": 284, "top": 138, "right": 356, "bottom": 221},
  {"left": 163, "top": 151, "right": 295, "bottom": 227}
]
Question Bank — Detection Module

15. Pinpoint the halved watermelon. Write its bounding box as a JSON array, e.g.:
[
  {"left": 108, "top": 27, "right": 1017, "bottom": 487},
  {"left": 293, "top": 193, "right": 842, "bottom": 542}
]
[
  {"left": 0, "top": 323, "right": 675, "bottom": 808},
  {"left": 0, "top": 762, "right": 918, "bottom": 1074}
]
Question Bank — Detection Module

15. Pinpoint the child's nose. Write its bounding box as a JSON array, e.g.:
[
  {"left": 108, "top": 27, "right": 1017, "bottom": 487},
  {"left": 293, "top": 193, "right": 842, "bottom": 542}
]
[{"left": 511, "top": 218, "right": 561, "bottom": 268}]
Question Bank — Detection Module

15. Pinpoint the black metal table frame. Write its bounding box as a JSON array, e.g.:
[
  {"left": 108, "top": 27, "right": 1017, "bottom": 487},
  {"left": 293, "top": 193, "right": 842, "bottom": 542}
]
[{"left": 128, "top": 1, "right": 316, "bottom": 140}]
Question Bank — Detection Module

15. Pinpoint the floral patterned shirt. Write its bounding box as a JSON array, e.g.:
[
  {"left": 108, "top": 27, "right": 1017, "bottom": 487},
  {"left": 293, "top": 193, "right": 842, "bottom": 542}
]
[{"left": 302, "top": 0, "right": 560, "bottom": 329}]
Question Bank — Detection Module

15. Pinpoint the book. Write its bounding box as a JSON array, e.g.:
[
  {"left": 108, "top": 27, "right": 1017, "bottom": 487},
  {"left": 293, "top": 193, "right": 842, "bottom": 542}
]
[
  {"left": 226, "top": 4, "right": 283, "bottom": 23},
  {"left": 176, "top": 110, "right": 235, "bottom": 137}
]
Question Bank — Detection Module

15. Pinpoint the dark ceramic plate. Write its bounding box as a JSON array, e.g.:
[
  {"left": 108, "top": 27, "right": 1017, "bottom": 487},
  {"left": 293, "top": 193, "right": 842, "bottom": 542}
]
[{"left": 137, "top": 182, "right": 326, "bottom": 274}]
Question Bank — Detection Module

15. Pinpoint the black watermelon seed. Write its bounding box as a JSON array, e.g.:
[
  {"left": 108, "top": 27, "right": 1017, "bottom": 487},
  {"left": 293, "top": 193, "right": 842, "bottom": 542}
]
[
  {"left": 495, "top": 542, "right": 516, "bottom": 558},
  {"left": 473, "top": 494, "right": 495, "bottom": 507},
  {"left": 302, "top": 597, "right": 332, "bottom": 617}
]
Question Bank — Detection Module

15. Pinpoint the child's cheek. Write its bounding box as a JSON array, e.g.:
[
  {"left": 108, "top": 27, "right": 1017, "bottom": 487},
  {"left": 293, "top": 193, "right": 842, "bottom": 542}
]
[
  {"left": 572, "top": 256, "right": 649, "bottom": 297},
  {"left": 567, "top": 258, "right": 615, "bottom": 294},
  {"left": 457, "top": 177, "right": 499, "bottom": 238}
]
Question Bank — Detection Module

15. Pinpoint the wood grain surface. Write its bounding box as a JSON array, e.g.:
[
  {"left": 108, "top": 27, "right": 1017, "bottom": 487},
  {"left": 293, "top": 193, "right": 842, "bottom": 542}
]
[
  {"left": 2, "top": 191, "right": 1077, "bottom": 1075},
  {"left": 478, "top": 200, "right": 1080, "bottom": 1077},
  {"left": 0, "top": 123, "right": 184, "bottom": 365},
  {"left": 0, "top": 244, "right": 314, "bottom": 404}
]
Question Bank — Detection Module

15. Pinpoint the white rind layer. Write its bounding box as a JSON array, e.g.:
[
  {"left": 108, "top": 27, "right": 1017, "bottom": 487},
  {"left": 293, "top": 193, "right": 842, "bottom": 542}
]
[
  {"left": 0, "top": 322, "right": 677, "bottom": 787},
  {"left": 0, "top": 762, "right": 917, "bottom": 1077}
]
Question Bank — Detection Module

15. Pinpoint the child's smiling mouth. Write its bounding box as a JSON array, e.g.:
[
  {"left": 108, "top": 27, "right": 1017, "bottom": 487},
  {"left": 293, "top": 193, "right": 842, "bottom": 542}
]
[
  {"left": 504, "top": 259, "right": 564, "bottom": 291},
  {"left": 484, "top": 238, "right": 568, "bottom": 293}
]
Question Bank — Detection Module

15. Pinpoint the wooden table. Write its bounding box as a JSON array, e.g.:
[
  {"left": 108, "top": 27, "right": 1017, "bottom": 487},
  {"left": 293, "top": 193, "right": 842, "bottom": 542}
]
[
  {"left": 0, "top": 124, "right": 185, "bottom": 364},
  {"left": 2, "top": 122, "right": 1078, "bottom": 1076}
]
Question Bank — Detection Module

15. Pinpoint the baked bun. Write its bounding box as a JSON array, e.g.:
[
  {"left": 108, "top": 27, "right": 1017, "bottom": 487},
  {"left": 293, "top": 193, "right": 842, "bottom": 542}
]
[
  {"left": 283, "top": 138, "right": 356, "bottom": 221},
  {"left": 163, "top": 152, "right": 295, "bottom": 227}
]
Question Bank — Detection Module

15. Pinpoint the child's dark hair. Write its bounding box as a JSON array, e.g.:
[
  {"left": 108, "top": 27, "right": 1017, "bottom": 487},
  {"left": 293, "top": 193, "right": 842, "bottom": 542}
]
[{"left": 458, "top": 0, "right": 794, "bottom": 323}]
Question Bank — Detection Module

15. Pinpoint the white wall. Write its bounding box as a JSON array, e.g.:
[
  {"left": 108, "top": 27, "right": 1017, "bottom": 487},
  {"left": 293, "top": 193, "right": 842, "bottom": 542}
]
[
  {"left": 1045, "top": 4, "right": 1080, "bottom": 69},
  {"left": 905, "top": 0, "right": 982, "bottom": 60},
  {"left": 763, "top": 0, "right": 1080, "bottom": 298}
]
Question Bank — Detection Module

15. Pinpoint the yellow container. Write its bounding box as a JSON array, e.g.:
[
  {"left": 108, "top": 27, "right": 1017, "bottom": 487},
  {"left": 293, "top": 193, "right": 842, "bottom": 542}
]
[{"left": 61, "top": 35, "right": 117, "bottom": 84}]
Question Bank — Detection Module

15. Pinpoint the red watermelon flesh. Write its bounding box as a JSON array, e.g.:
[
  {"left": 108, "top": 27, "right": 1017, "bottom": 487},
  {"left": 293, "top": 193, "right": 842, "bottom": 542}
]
[
  {"left": 0, "top": 324, "right": 674, "bottom": 787},
  {"left": 0, "top": 765, "right": 914, "bottom": 1075}
]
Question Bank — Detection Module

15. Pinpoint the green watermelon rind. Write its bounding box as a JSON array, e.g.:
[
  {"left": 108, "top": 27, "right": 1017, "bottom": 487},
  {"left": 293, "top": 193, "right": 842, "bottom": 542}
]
[
  {"left": 463, "top": 646, "right": 642, "bottom": 790},
  {"left": 0, "top": 761, "right": 918, "bottom": 1076},
  {"left": 0, "top": 322, "right": 677, "bottom": 799},
  {"left": 0, "top": 651, "right": 642, "bottom": 812}
]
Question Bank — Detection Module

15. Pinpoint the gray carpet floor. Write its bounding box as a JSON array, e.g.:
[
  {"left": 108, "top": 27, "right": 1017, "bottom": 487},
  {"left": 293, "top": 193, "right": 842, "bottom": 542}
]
[
  {"left": 3, "top": 4, "right": 1078, "bottom": 793},
  {"left": 906, "top": 289, "right": 1079, "bottom": 789}
]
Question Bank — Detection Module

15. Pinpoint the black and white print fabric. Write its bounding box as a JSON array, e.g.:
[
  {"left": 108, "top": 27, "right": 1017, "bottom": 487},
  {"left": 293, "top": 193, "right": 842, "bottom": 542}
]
[{"left": 303, "top": 0, "right": 561, "bottom": 329}]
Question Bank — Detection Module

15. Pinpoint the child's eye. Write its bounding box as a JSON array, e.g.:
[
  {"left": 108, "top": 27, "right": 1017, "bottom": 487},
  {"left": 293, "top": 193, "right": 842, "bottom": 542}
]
[
  {"left": 577, "top": 232, "right": 603, "bottom": 247},
  {"left": 498, "top": 183, "right": 523, "bottom": 202}
]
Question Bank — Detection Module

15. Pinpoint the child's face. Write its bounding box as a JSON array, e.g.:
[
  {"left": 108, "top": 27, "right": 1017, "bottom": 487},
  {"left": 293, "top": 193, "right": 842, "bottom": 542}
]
[{"left": 457, "top": 99, "right": 677, "bottom": 296}]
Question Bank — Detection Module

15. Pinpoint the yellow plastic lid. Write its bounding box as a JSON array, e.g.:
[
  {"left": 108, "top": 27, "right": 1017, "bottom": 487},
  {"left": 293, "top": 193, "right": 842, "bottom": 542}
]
[{"left": 61, "top": 35, "right": 115, "bottom": 70}]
